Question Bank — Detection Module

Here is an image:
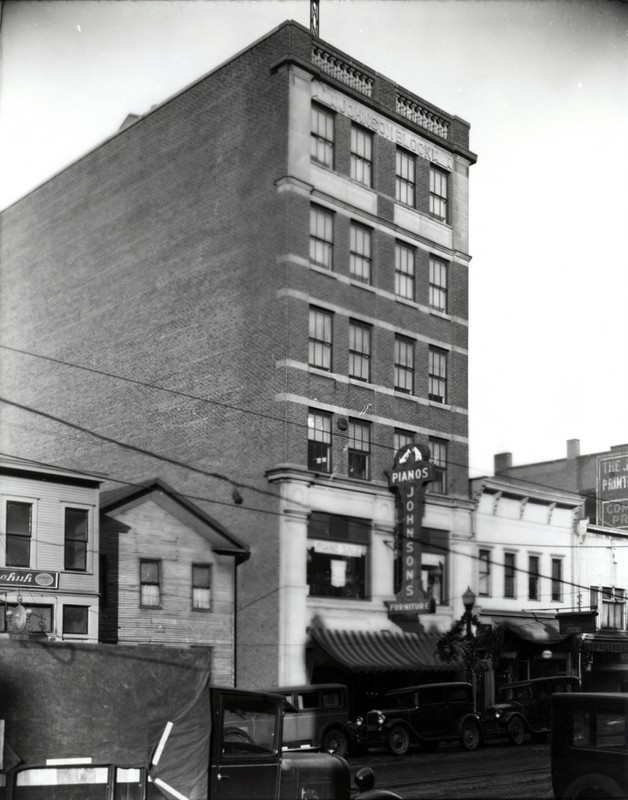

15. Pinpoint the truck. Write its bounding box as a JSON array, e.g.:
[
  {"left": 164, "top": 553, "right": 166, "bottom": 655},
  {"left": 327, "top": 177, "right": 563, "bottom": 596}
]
[{"left": 0, "top": 640, "right": 395, "bottom": 800}]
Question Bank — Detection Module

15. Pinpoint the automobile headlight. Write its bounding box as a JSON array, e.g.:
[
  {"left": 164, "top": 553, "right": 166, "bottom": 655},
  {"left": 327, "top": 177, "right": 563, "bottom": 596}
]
[
  {"left": 377, "top": 712, "right": 386, "bottom": 727},
  {"left": 494, "top": 710, "right": 502, "bottom": 719},
  {"left": 355, "top": 716, "right": 364, "bottom": 727}
]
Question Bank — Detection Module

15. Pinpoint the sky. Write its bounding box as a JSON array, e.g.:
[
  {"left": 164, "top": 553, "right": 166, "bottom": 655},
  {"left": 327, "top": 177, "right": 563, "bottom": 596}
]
[{"left": 1, "top": 0, "right": 627, "bottom": 478}]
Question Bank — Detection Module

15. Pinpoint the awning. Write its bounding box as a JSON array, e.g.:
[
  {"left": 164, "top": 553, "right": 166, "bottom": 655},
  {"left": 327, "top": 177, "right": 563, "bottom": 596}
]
[
  {"left": 492, "top": 616, "right": 568, "bottom": 644},
  {"left": 581, "top": 633, "right": 628, "bottom": 654},
  {"left": 309, "top": 628, "right": 452, "bottom": 673}
]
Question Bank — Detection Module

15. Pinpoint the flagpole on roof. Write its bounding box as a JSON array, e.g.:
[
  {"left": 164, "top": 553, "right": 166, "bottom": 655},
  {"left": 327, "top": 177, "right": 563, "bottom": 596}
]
[{"left": 311, "top": 0, "right": 320, "bottom": 37}]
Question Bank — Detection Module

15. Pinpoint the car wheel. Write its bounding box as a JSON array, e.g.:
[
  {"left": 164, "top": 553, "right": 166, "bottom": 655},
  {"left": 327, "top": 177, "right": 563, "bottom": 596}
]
[
  {"left": 387, "top": 725, "right": 411, "bottom": 756},
  {"left": 563, "top": 773, "right": 625, "bottom": 799},
  {"left": 507, "top": 716, "right": 525, "bottom": 746},
  {"left": 460, "top": 720, "right": 481, "bottom": 751},
  {"left": 322, "top": 727, "right": 349, "bottom": 758}
]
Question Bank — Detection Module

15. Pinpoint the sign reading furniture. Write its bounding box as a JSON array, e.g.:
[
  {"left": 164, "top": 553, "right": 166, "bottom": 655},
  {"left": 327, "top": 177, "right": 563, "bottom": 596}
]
[{"left": 387, "top": 444, "right": 436, "bottom": 616}]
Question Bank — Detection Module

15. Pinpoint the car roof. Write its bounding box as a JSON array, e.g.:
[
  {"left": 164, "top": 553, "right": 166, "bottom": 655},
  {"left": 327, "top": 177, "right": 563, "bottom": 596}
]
[
  {"left": 384, "top": 681, "right": 471, "bottom": 696},
  {"left": 266, "top": 683, "right": 347, "bottom": 693},
  {"left": 497, "top": 676, "right": 578, "bottom": 690}
]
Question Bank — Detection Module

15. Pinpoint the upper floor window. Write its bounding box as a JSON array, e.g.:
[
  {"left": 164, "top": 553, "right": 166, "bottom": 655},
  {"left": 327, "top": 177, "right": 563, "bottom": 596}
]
[
  {"left": 309, "top": 307, "right": 333, "bottom": 371},
  {"left": 478, "top": 549, "right": 491, "bottom": 596},
  {"left": 192, "top": 564, "right": 212, "bottom": 610},
  {"left": 551, "top": 558, "right": 563, "bottom": 602},
  {"left": 591, "top": 586, "right": 626, "bottom": 630},
  {"left": 429, "top": 166, "right": 448, "bottom": 221},
  {"left": 348, "top": 420, "right": 371, "bottom": 480},
  {"left": 310, "top": 205, "right": 334, "bottom": 270},
  {"left": 429, "top": 437, "right": 448, "bottom": 494},
  {"left": 528, "top": 555, "right": 540, "bottom": 600},
  {"left": 395, "top": 242, "right": 415, "bottom": 301},
  {"left": 396, "top": 148, "right": 415, "bottom": 207},
  {"left": 140, "top": 559, "right": 161, "bottom": 607},
  {"left": 349, "top": 321, "right": 371, "bottom": 382},
  {"left": 308, "top": 410, "right": 331, "bottom": 473},
  {"left": 350, "top": 222, "right": 372, "bottom": 284},
  {"left": 429, "top": 256, "right": 448, "bottom": 313},
  {"left": 64, "top": 508, "right": 88, "bottom": 571},
  {"left": 311, "top": 103, "right": 334, "bottom": 168},
  {"left": 428, "top": 347, "right": 448, "bottom": 404},
  {"left": 351, "top": 125, "right": 373, "bottom": 187},
  {"left": 394, "top": 336, "right": 414, "bottom": 394},
  {"left": 5, "top": 501, "right": 32, "bottom": 567},
  {"left": 63, "top": 605, "right": 88, "bottom": 635},
  {"left": 394, "top": 429, "right": 414, "bottom": 454},
  {"left": 307, "top": 512, "right": 369, "bottom": 600},
  {"left": 504, "top": 552, "right": 516, "bottom": 598}
]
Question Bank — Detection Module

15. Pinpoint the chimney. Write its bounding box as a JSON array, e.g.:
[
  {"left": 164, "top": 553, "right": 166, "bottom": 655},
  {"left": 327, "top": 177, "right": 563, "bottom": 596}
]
[
  {"left": 494, "top": 452, "right": 512, "bottom": 474},
  {"left": 567, "top": 439, "right": 580, "bottom": 460}
]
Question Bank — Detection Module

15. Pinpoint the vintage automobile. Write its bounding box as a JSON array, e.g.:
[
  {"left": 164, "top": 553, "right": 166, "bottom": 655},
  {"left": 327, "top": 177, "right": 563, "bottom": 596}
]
[
  {"left": 353, "top": 681, "right": 483, "bottom": 755},
  {"left": 267, "top": 683, "right": 356, "bottom": 757},
  {"left": 550, "top": 692, "right": 628, "bottom": 799},
  {"left": 482, "top": 675, "right": 580, "bottom": 745}
]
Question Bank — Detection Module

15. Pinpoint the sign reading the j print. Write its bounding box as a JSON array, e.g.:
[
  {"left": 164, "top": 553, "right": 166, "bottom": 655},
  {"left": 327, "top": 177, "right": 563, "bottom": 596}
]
[
  {"left": 598, "top": 453, "right": 628, "bottom": 529},
  {"left": 0, "top": 568, "right": 59, "bottom": 590},
  {"left": 386, "top": 445, "right": 436, "bottom": 616}
]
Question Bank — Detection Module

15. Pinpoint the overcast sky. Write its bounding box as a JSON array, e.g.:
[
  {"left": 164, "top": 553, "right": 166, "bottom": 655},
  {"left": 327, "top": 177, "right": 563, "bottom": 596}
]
[{"left": 1, "top": 0, "right": 627, "bottom": 478}]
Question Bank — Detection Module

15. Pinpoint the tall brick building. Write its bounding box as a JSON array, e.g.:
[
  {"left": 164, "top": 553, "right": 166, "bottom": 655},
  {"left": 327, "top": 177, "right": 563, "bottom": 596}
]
[{"left": 0, "top": 21, "right": 477, "bottom": 691}]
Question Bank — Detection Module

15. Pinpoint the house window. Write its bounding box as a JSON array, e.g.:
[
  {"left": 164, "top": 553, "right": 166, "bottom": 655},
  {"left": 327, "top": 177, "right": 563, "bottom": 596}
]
[
  {"left": 192, "top": 564, "right": 212, "bottom": 610},
  {"left": 310, "top": 205, "right": 334, "bottom": 269},
  {"left": 5, "top": 501, "right": 32, "bottom": 567},
  {"left": 478, "top": 550, "right": 491, "bottom": 597},
  {"left": 140, "top": 560, "right": 161, "bottom": 607},
  {"left": 64, "top": 508, "right": 88, "bottom": 571},
  {"left": 394, "top": 429, "right": 414, "bottom": 454},
  {"left": 528, "top": 555, "right": 540, "bottom": 600},
  {"left": 311, "top": 103, "right": 334, "bottom": 168},
  {"left": 428, "top": 347, "right": 448, "bottom": 403},
  {"left": 395, "top": 242, "right": 415, "bottom": 301},
  {"left": 308, "top": 410, "right": 331, "bottom": 472},
  {"left": 348, "top": 420, "right": 370, "bottom": 480},
  {"left": 429, "top": 256, "right": 448, "bottom": 313},
  {"left": 395, "top": 148, "right": 415, "bottom": 207},
  {"left": 349, "top": 321, "right": 371, "bottom": 382},
  {"left": 307, "top": 512, "right": 369, "bottom": 600},
  {"left": 551, "top": 558, "right": 563, "bottom": 602},
  {"left": 394, "top": 336, "right": 414, "bottom": 393},
  {"left": 592, "top": 587, "right": 626, "bottom": 630},
  {"left": 349, "top": 222, "right": 372, "bottom": 284},
  {"left": 504, "top": 552, "right": 516, "bottom": 598},
  {"left": 429, "top": 437, "right": 448, "bottom": 494},
  {"left": 429, "top": 165, "right": 448, "bottom": 221},
  {"left": 63, "top": 605, "right": 88, "bottom": 635},
  {"left": 1, "top": 603, "right": 52, "bottom": 634},
  {"left": 351, "top": 125, "right": 373, "bottom": 187},
  {"left": 308, "top": 307, "right": 332, "bottom": 371}
]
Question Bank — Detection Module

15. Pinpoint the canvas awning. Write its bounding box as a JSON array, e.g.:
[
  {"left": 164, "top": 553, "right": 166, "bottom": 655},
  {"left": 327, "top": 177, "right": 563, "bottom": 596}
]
[
  {"left": 492, "top": 615, "right": 568, "bottom": 643},
  {"left": 309, "top": 627, "right": 452, "bottom": 673},
  {"left": 580, "top": 633, "right": 628, "bottom": 653}
]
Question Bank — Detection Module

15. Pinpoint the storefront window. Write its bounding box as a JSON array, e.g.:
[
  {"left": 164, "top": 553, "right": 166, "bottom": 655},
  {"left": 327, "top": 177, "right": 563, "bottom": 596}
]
[{"left": 307, "top": 513, "right": 369, "bottom": 600}]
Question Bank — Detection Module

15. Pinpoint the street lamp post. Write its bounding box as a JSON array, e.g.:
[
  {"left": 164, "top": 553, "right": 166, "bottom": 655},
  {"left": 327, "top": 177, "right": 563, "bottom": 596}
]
[{"left": 462, "top": 586, "right": 476, "bottom": 710}]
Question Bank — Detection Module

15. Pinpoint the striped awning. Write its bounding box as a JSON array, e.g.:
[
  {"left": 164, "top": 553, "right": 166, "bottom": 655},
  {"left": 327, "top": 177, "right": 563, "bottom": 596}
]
[
  {"left": 309, "top": 627, "right": 452, "bottom": 673},
  {"left": 581, "top": 633, "right": 628, "bottom": 653}
]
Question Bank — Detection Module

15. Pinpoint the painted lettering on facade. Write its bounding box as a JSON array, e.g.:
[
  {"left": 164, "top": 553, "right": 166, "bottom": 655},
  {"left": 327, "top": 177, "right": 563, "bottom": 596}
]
[
  {"left": 0, "top": 569, "right": 59, "bottom": 589},
  {"left": 598, "top": 454, "right": 628, "bottom": 529}
]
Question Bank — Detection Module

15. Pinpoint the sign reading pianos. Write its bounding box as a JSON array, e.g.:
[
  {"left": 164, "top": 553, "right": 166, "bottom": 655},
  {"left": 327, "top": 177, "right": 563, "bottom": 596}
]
[{"left": 386, "top": 444, "right": 436, "bottom": 617}]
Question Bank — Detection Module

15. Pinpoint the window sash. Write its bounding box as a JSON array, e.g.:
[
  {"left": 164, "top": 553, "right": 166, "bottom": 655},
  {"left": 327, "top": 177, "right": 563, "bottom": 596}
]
[
  {"left": 311, "top": 105, "right": 334, "bottom": 168},
  {"left": 308, "top": 308, "right": 332, "bottom": 370},
  {"left": 63, "top": 605, "right": 88, "bottom": 635},
  {"left": 192, "top": 565, "right": 212, "bottom": 609},
  {"left": 478, "top": 550, "right": 491, "bottom": 596},
  {"left": 348, "top": 421, "right": 370, "bottom": 480},
  {"left": 504, "top": 553, "right": 516, "bottom": 598},
  {"left": 429, "top": 167, "right": 448, "bottom": 220},
  {"left": 429, "top": 437, "right": 448, "bottom": 494},
  {"left": 351, "top": 126, "right": 373, "bottom": 186},
  {"left": 394, "top": 337, "right": 414, "bottom": 393},
  {"left": 528, "top": 556, "right": 540, "bottom": 600},
  {"left": 395, "top": 243, "right": 415, "bottom": 301},
  {"left": 350, "top": 223, "right": 372, "bottom": 284},
  {"left": 428, "top": 348, "right": 447, "bottom": 403},
  {"left": 396, "top": 149, "right": 415, "bottom": 206},
  {"left": 394, "top": 430, "right": 414, "bottom": 453},
  {"left": 310, "top": 207, "right": 334, "bottom": 269},
  {"left": 65, "top": 508, "right": 88, "bottom": 571},
  {"left": 140, "top": 560, "right": 161, "bottom": 607},
  {"left": 429, "top": 257, "right": 448, "bottom": 313},
  {"left": 551, "top": 559, "right": 562, "bottom": 601},
  {"left": 308, "top": 411, "right": 331, "bottom": 472},
  {"left": 349, "top": 322, "right": 371, "bottom": 381}
]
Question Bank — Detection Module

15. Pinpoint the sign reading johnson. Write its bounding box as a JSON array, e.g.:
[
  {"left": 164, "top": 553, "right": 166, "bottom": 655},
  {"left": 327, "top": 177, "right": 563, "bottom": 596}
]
[
  {"left": 0, "top": 568, "right": 59, "bottom": 590},
  {"left": 598, "top": 453, "right": 628, "bottom": 530}
]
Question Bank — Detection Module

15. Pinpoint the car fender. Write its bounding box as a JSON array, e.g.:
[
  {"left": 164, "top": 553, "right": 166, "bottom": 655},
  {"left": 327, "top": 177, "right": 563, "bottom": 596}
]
[{"left": 458, "top": 712, "right": 484, "bottom": 738}]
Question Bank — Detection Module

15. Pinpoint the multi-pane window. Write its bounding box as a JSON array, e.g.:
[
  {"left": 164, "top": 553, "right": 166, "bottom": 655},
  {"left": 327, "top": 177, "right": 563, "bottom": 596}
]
[
  {"left": 551, "top": 558, "right": 563, "bottom": 602},
  {"left": 5, "top": 501, "right": 32, "bottom": 567},
  {"left": 349, "top": 321, "right": 371, "bottom": 382},
  {"left": 310, "top": 103, "right": 334, "bottom": 168},
  {"left": 307, "top": 512, "right": 369, "bottom": 600},
  {"left": 64, "top": 508, "right": 88, "bottom": 571},
  {"left": 348, "top": 420, "right": 370, "bottom": 480},
  {"left": 308, "top": 410, "right": 331, "bottom": 472},
  {"left": 429, "top": 166, "right": 448, "bottom": 220},
  {"left": 62, "top": 605, "right": 88, "bottom": 635},
  {"left": 478, "top": 549, "right": 491, "bottom": 596},
  {"left": 308, "top": 307, "right": 333, "bottom": 371},
  {"left": 310, "top": 205, "right": 334, "bottom": 269},
  {"left": 591, "top": 586, "right": 626, "bottom": 630},
  {"left": 350, "top": 222, "right": 372, "bottom": 284},
  {"left": 528, "top": 555, "right": 540, "bottom": 600},
  {"left": 429, "top": 256, "right": 448, "bottom": 313},
  {"left": 504, "top": 552, "right": 516, "bottom": 598},
  {"left": 395, "top": 242, "right": 415, "bottom": 301},
  {"left": 429, "top": 437, "right": 448, "bottom": 494},
  {"left": 394, "top": 336, "right": 414, "bottom": 393},
  {"left": 396, "top": 148, "right": 416, "bottom": 206},
  {"left": 192, "top": 564, "right": 212, "bottom": 610},
  {"left": 140, "top": 559, "right": 161, "bottom": 607},
  {"left": 428, "top": 347, "right": 448, "bottom": 404},
  {"left": 394, "top": 429, "right": 414, "bottom": 454},
  {"left": 351, "top": 125, "right": 373, "bottom": 187}
]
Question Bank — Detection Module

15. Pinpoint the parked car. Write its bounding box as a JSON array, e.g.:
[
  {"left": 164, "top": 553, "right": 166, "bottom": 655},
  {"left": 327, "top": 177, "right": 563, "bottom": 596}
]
[
  {"left": 353, "top": 681, "right": 482, "bottom": 756},
  {"left": 550, "top": 691, "right": 628, "bottom": 799},
  {"left": 267, "top": 683, "right": 356, "bottom": 757},
  {"left": 483, "top": 676, "right": 580, "bottom": 745}
]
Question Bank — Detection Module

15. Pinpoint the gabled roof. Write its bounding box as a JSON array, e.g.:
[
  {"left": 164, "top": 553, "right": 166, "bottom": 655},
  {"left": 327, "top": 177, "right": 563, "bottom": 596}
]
[{"left": 100, "top": 478, "right": 249, "bottom": 563}]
